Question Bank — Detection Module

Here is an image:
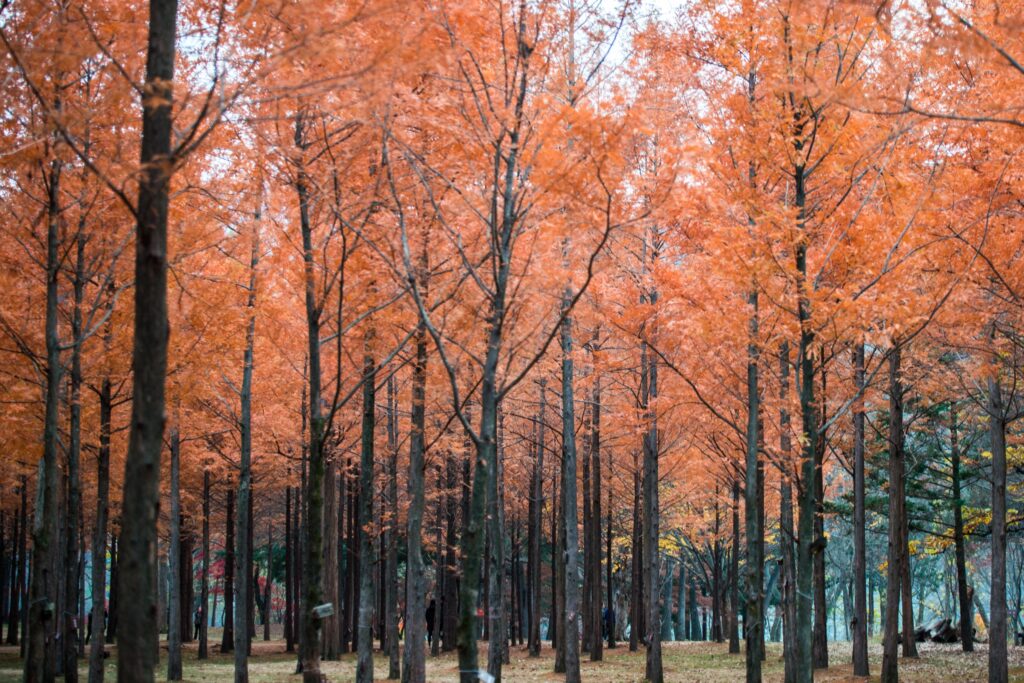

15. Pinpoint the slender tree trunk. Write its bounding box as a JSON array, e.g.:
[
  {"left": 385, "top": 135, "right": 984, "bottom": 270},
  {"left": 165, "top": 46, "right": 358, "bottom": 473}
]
[
  {"left": 486, "top": 401, "right": 507, "bottom": 681},
  {"left": 455, "top": 330, "right": 504, "bottom": 683},
  {"left": 285, "top": 485, "right": 294, "bottom": 653},
  {"left": 900, "top": 467, "right": 916, "bottom": 659},
  {"left": 234, "top": 216, "right": 259, "bottom": 683},
  {"left": 199, "top": 470, "right": 210, "bottom": 659},
  {"left": 263, "top": 523, "right": 271, "bottom": 642},
  {"left": 386, "top": 377, "right": 401, "bottom": 679},
  {"left": 322, "top": 459, "right": 339, "bottom": 660},
  {"left": 729, "top": 481, "right": 740, "bottom": 654},
  {"left": 989, "top": 376, "right": 1008, "bottom": 683},
  {"left": 117, "top": 0, "right": 178, "bottom": 677},
  {"left": 642, "top": 342, "right": 663, "bottom": 683},
  {"left": 168, "top": 429, "right": 183, "bottom": 681},
  {"left": 403, "top": 311, "right": 429, "bottom": 683},
  {"left": 745, "top": 290, "right": 762, "bottom": 682},
  {"left": 852, "top": 344, "right": 868, "bottom": 676},
  {"left": 560, "top": 294, "right": 581, "bottom": 683},
  {"left": 26, "top": 154, "right": 62, "bottom": 683},
  {"left": 812, "top": 364, "right": 828, "bottom": 669},
  {"left": 63, "top": 225, "right": 86, "bottom": 683},
  {"left": 356, "top": 350, "right": 376, "bottom": 683},
  {"left": 630, "top": 455, "right": 642, "bottom": 653},
  {"left": 106, "top": 534, "right": 118, "bottom": 645},
  {"left": 88, "top": 371, "right": 112, "bottom": 683},
  {"left": 794, "top": 160, "right": 817, "bottom": 683},
  {"left": 951, "top": 404, "right": 973, "bottom": 652},
  {"left": 590, "top": 369, "right": 603, "bottom": 661},
  {"left": 222, "top": 488, "right": 235, "bottom": 653},
  {"left": 881, "top": 346, "right": 904, "bottom": 683},
  {"left": 7, "top": 478, "right": 25, "bottom": 647},
  {"left": 295, "top": 112, "right": 328, "bottom": 683},
  {"left": 528, "top": 381, "right": 546, "bottom": 657}
]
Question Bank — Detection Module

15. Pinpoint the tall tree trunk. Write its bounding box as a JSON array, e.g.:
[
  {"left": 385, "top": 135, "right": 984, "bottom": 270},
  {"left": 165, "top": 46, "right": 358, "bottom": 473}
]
[
  {"left": 630, "top": 454, "right": 642, "bottom": 653},
  {"left": 199, "top": 470, "right": 211, "bottom": 659},
  {"left": 812, "top": 364, "right": 828, "bottom": 669},
  {"left": 222, "top": 487, "right": 235, "bottom": 654},
  {"left": 729, "top": 480, "right": 740, "bottom": 654},
  {"left": 900, "top": 462, "right": 916, "bottom": 659},
  {"left": 285, "top": 484, "right": 294, "bottom": 653},
  {"left": 852, "top": 344, "right": 868, "bottom": 676},
  {"left": 590, "top": 369, "right": 603, "bottom": 661},
  {"left": 988, "top": 375, "right": 1008, "bottom": 683},
  {"left": 64, "top": 223, "right": 86, "bottom": 683},
  {"left": 486, "top": 402, "right": 507, "bottom": 681},
  {"left": 234, "top": 214, "right": 259, "bottom": 683},
  {"left": 403, "top": 309, "right": 429, "bottom": 683},
  {"left": 642, "top": 343, "right": 663, "bottom": 683},
  {"left": 7, "top": 477, "right": 25, "bottom": 647},
  {"left": 881, "top": 346, "right": 905, "bottom": 683},
  {"left": 951, "top": 403, "right": 973, "bottom": 652},
  {"left": 88, "top": 366, "right": 112, "bottom": 683},
  {"left": 356, "top": 350, "right": 377, "bottom": 683},
  {"left": 385, "top": 377, "right": 401, "bottom": 679},
  {"left": 443, "top": 455, "right": 458, "bottom": 653},
  {"left": 528, "top": 381, "right": 546, "bottom": 657},
  {"left": 117, "top": 0, "right": 178, "bottom": 677},
  {"left": 778, "top": 343, "right": 797, "bottom": 683},
  {"left": 794, "top": 160, "right": 816, "bottom": 683},
  {"left": 560, "top": 295, "right": 581, "bottom": 683},
  {"left": 181, "top": 520, "right": 194, "bottom": 646},
  {"left": 745, "top": 290, "right": 762, "bottom": 682},
  {"left": 322, "top": 460, "right": 339, "bottom": 660},
  {"left": 106, "top": 534, "right": 117, "bottom": 645},
  {"left": 296, "top": 112, "right": 327, "bottom": 683},
  {"left": 454, "top": 329, "right": 503, "bottom": 683},
  {"left": 660, "top": 556, "right": 675, "bottom": 641},
  {"left": 26, "top": 153, "right": 62, "bottom": 683},
  {"left": 168, "top": 429, "right": 183, "bottom": 681}
]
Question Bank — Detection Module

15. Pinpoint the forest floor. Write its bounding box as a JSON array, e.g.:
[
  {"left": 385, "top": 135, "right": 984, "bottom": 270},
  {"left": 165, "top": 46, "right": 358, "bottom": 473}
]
[{"left": 3, "top": 631, "right": 1024, "bottom": 682}]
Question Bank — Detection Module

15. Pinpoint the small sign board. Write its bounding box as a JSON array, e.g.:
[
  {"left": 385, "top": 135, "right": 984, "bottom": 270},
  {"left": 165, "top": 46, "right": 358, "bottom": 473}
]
[{"left": 313, "top": 603, "right": 334, "bottom": 619}]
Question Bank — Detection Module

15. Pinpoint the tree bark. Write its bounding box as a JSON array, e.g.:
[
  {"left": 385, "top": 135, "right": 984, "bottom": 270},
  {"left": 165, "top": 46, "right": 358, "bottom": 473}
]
[
  {"left": 642, "top": 343, "right": 663, "bottom": 683},
  {"left": 222, "top": 487, "right": 235, "bottom": 653},
  {"left": 385, "top": 377, "right": 400, "bottom": 679},
  {"left": 486, "top": 401, "right": 507, "bottom": 681},
  {"left": 403, "top": 309, "right": 429, "bottom": 683},
  {"left": 322, "top": 459, "right": 339, "bottom": 660},
  {"left": 745, "top": 290, "right": 762, "bottom": 682},
  {"left": 7, "top": 478, "right": 25, "bottom": 647},
  {"left": 64, "top": 222, "right": 86, "bottom": 683},
  {"left": 590, "top": 369, "right": 603, "bottom": 661},
  {"left": 168, "top": 429, "right": 183, "bottom": 681},
  {"left": 527, "top": 381, "right": 546, "bottom": 657},
  {"left": 116, "top": 0, "right": 178, "bottom": 677},
  {"left": 88, "top": 367, "right": 112, "bottom": 683},
  {"left": 794, "top": 160, "right": 816, "bottom": 683},
  {"left": 560, "top": 293, "right": 581, "bottom": 683},
  {"left": 630, "top": 454, "right": 642, "bottom": 653},
  {"left": 295, "top": 111, "right": 328, "bottom": 683},
  {"left": 951, "top": 403, "right": 973, "bottom": 652},
  {"left": 26, "top": 153, "right": 62, "bottom": 683},
  {"left": 881, "top": 346, "right": 904, "bottom": 683},
  {"left": 988, "top": 375, "right": 1008, "bottom": 683},
  {"left": 356, "top": 350, "right": 376, "bottom": 683},
  {"left": 852, "top": 343, "right": 868, "bottom": 676},
  {"left": 199, "top": 470, "right": 210, "bottom": 659},
  {"left": 729, "top": 480, "right": 740, "bottom": 654},
  {"left": 234, "top": 215, "right": 259, "bottom": 682}
]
